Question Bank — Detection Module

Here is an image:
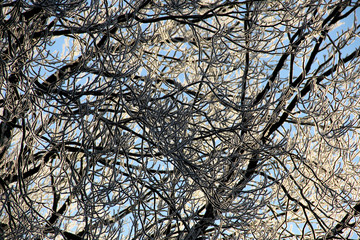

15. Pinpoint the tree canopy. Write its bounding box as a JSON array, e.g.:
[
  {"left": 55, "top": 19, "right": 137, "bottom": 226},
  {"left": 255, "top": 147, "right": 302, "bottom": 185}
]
[{"left": 1, "top": 0, "right": 360, "bottom": 239}]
